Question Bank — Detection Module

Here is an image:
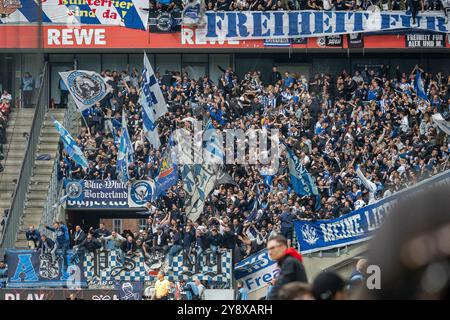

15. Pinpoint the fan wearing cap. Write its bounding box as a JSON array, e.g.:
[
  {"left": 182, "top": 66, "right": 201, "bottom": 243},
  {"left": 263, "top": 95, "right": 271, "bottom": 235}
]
[
  {"left": 266, "top": 235, "right": 308, "bottom": 300},
  {"left": 312, "top": 272, "right": 345, "bottom": 300}
]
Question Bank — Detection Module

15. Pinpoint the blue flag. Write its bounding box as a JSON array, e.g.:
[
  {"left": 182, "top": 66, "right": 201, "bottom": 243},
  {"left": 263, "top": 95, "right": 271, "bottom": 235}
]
[
  {"left": 122, "top": 111, "right": 134, "bottom": 163},
  {"left": 52, "top": 117, "right": 88, "bottom": 169},
  {"left": 203, "top": 119, "right": 224, "bottom": 165},
  {"left": 117, "top": 112, "right": 131, "bottom": 183},
  {"left": 154, "top": 146, "right": 178, "bottom": 198},
  {"left": 285, "top": 144, "right": 321, "bottom": 210},
  {"left": 414, "top": 69, "right": 429, "bottom": 102}
]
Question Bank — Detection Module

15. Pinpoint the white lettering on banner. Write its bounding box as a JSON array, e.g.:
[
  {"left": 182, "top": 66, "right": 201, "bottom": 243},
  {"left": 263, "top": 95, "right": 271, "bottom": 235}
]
[
  {"left": 47, "top": 28, "right": 106, "bottom": 46},
  {"left": 199, "top": 11, "right": 449, "bottom": 41},
  {"left": 241, "top": 267, "right": 280, "bottom": 292},
  {"left": 321, "top": 215, "right": 364, "bottom": 242},
  {"left": 4, "top": 293, "right": 45, "bottom": 300},
  {"left": 181, "top": 27, "right": 239, "bottom": 45}
]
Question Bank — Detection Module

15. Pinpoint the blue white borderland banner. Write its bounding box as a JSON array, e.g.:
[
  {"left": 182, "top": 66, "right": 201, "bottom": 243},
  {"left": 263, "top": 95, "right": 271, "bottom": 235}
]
[
  {"left": 234, "top": 250, "right": 280, "bottom": 293},
  {"left": 200, "top": 11, "right": 448, "bottom": 41},
  {"left": 294, "top": 170, "right": 450, "bottom": 254},
  {"left": 65, "top": 179, "right": 155, "bottom": 209}
]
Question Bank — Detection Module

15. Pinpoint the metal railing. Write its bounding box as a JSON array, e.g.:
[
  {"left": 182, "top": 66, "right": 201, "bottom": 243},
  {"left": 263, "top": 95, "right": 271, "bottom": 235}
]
[
  {"left": 0, "top": 62, "right": 49, "bottom": 248},
  {"left": 39, "top": 98, "right": 79, "bottom": 232}
]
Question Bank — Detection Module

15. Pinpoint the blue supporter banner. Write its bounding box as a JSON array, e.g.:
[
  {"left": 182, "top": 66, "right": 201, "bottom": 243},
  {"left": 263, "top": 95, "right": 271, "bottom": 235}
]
[
  {"left": 235, "top": 250, "right": 280, "bottom": 294},
  {"left": 5, "top": 249, "right": 87, "bottom": 288},
  {"left": 294, "top": 170, "right": 450, "bottom": 254},
  {"left": 200, "top": 11, "right": 448, "bottom": 41},
  {"left": 0, "top": 0, "right": 150, "bottom": 30},
  {"left": 65, "top": 180, "right": 129, "bottom": 209}
]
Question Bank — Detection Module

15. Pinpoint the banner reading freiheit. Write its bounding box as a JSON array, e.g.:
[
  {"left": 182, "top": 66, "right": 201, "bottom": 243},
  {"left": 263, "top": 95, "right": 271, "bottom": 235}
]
[{"left": 199, "top": 11, "right": 448, "bottom": 41}]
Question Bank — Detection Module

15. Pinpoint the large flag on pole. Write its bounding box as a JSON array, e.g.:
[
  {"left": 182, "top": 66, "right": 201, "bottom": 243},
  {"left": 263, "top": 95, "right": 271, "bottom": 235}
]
[
  {"left": 285, "top": 144, "right": 321, "bottom": 210},
  {"left": 52, "top": 117, "right": 88, "bottom": 169},
  {"left": 355, "top": 165, "right": 377, "bottom": 194},
  {"left": 117, "top": 112, "right": 131, "bottom": 182},
  {"left": 414, "top": 69, "right": 429, "bottom": 102},
  {"left": 122, "top": 111, "right": 134, "bottom": 162},
  {"left": 59, "top": 70, "right": 110, "bottom": 112},
  {"left": 140, "top": 52, "right": 168, "bottom": 148}
]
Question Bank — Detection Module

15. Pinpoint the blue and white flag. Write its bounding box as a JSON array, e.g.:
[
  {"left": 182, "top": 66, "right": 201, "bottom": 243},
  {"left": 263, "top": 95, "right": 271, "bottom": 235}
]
[
  {"left": 53, "top": 117, "right": 88, "bottom": 169},
  {"left": 117, "top": 113, "right": 130, "bottom": 183},
  {"left": 355, "top": 165, "right": 377, "bottom": 194},
  {"left": 182, "top": 0, "right": 205, "bottom": 26},
  {"left": 203, "top": 119, "right": 224, "bottom": 165},
  {"left": 0, "top": 0, "right": 150, "bottom": 30},
  {"left": 154, "top": 146, "right": 178, "bottom": 198},
  {"left": 59, "top": 70, "right": 110, "bottom": 112},
  {"left": 121, "top": 111, "right": 134, "bottom": 162},
  {"left": 140, "top": 53, "right": 168, "bottom": 149},
  {"left": 414, "top": 69, "right": 429, "bottom": 102},
  {"left": 285, "top": 144, "right": 321, "bottom": 209},
  {"left": 182, "top": 163, "right": 216, "bottom": 222}
]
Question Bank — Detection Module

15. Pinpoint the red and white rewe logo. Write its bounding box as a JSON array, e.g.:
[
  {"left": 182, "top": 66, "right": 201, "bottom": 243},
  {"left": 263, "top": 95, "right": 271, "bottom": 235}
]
[{"left": 47, "top": 28, "right": 107, "bottom": 46}]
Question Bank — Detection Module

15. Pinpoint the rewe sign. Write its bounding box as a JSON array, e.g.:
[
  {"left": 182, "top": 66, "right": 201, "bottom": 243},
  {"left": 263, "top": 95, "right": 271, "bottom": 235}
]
[{"left": 47, "top": 28, "right": 107, "bottom": 46}]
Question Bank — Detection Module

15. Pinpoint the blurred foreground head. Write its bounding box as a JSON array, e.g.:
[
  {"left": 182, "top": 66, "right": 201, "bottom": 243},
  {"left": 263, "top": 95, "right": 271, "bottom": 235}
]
[{"left": 362, "top": 183, "right": 450, "bottom": 299}]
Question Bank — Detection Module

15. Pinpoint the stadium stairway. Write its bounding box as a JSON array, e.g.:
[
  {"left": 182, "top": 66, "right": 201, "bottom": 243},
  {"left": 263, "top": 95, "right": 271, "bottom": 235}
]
[
  {"left": 0, "top": 108, "right": 36, "bottom": 219},
  {"left": 14, "top": 109, "right": 65, "bottom": 248}
]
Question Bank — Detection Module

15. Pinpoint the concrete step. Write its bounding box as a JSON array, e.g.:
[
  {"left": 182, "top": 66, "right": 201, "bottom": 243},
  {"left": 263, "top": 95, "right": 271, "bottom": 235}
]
[
  {"left": 0, "top": 183, "right": 17, "bottom": 192},
  {"left": 32, "top": 167, "right": 54, "bottom": 175},
  {"left": 0, "top": 200, "right": 11, "bottom": 208},
  {"left": 26, "top": 191, "right": 48, "bottom": 200},
  {"left": 25, "top": 199, "right": 46, "bottom": 208},
  {"left": 31, "top": 175, "right": 51, "bottom": 183},
  {"left": 33, "top": 160, "right": 55, "bottom": 168},
  {"left": 29, "top": 183, "right": 51, "bottom": 192}
]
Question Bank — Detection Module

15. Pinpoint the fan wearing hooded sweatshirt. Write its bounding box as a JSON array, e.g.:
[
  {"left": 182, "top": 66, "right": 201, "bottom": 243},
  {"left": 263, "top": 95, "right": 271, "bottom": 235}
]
[{"left": 267, "top": 235, "right": 308, "bottom": 300}]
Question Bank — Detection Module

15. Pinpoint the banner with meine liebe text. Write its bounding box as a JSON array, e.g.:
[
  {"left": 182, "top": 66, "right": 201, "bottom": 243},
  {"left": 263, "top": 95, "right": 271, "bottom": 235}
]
[
  {"left": 199, "top": 11, "right": 448, "bottom": 41},
  {"left": 294, "top": 169, "right": 450, "bottom": 254},
  {"left": 0, "top": 0, "right": 149, "bottom": 30}
]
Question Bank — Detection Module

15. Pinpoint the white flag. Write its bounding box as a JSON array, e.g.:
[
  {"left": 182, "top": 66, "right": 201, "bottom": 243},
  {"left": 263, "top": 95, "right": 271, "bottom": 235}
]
[
  {"left": 140, "top": 53, "right": 167, "bottom": 149},
  {"left": 141, "top": 53, "right": 168, "bottom": 120},
  {"left": 59, "top": 70, "right": 110, "bottom": 112}
]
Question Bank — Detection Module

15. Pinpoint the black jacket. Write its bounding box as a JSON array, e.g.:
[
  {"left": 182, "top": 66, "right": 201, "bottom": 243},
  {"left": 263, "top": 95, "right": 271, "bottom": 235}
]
[
  {"left": 121, "top": 240, "right": 137, "bottom": 253},
  {"left": 79, "top": 238, "right": 101, "bottom": 252},
  {"left": 37, "top": 238, "right": 55, "bottom": 252},
  {"left": 267, "top": 249, "right": 308, "bottom": 300}
]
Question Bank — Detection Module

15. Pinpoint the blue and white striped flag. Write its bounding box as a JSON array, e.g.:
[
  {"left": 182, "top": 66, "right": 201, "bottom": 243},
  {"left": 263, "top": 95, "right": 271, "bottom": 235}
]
[
  {"left": 117, "top": 112, "right": 131, "bottom": 183},
  {"left": 203, "top": 119, "right": 224, "bottom": 165},
  {"left": 52, "top": 117, "right": 88, "bottom": 169},
  {"left": 285, "top": 144, "right": 321, "bottom": 210},
  {"left": 414, "top": 69, "right": 429, "bottom": 102},
  {"left": 122, "top": 111, "right": 134, "bottom": 163},
  {"left": 140, "top": 52, "right": 168, "bottom": 149}
]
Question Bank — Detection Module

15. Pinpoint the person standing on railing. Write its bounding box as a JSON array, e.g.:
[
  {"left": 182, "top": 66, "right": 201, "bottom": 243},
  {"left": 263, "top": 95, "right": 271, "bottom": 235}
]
[
  {"left": 59, "top": 74, "right": 70, "bottom": 108},
  {"left": 44, "top": 221, "right": 70, "bottom": 266},
  {"left": 21, "top": 72, "right": 34, "bottom": 108}
]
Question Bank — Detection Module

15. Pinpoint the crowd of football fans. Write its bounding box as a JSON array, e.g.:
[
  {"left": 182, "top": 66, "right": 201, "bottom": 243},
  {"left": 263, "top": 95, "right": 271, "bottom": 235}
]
[{"left": 52, "top": 59, "right": 450, "bottom": 264}]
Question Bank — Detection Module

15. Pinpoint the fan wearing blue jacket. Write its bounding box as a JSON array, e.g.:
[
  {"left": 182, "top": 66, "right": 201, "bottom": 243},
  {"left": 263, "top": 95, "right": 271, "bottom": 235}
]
[{"left": 44, "top": 222, "right": 70, "bottom": 265}]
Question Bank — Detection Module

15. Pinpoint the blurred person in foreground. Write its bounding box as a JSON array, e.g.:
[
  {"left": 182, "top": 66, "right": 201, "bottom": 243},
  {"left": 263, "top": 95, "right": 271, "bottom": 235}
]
[
  {"left": 360, "top": 184, "right": 450, "bottom": 299},
  {"left": 312, "top": 271, "right": 346, "bottom": 300},
  {"left": 278, "top": 282, "right": 315, "bottom": 300},
  {"left": 266, "top": 234, "right": 308, "bottom": 300}
]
